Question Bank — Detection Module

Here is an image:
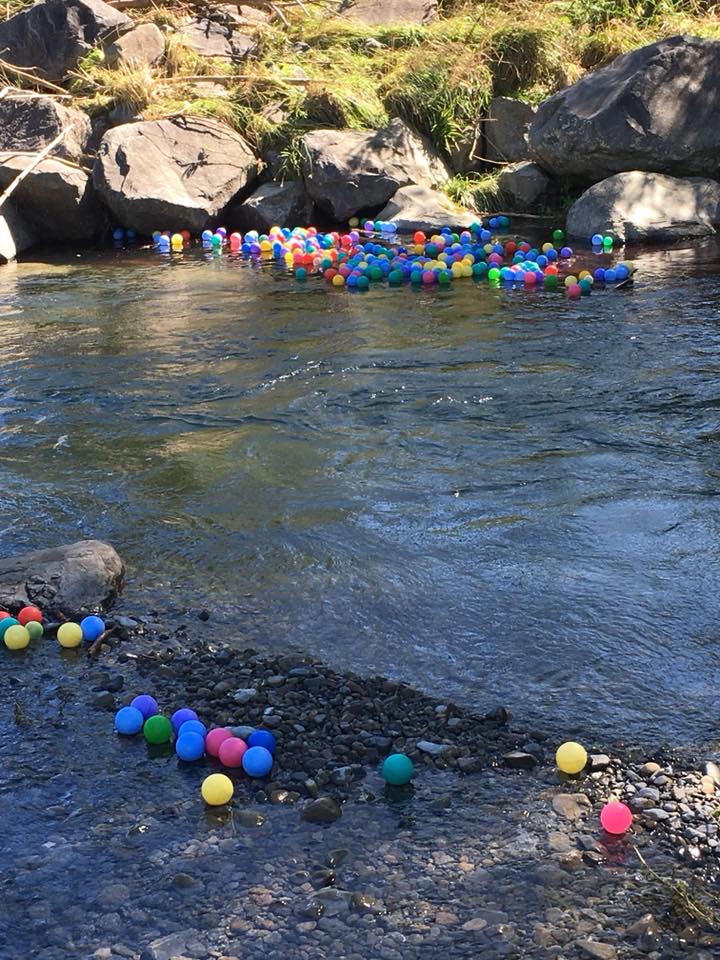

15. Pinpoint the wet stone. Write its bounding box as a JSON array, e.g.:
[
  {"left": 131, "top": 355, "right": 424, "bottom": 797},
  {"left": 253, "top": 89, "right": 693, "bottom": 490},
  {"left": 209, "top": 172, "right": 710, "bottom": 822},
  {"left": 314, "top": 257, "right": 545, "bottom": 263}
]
[
  {"left": 302, "top": 797, "right": 342, "bottom": 824},
  {"left": 502, "top": 750, "right": 538, "bottom": 770},
  {"left": 417, "top": 740, "right": 453, "bottom": 757},
  {"left": 552, "top": 794, "right": 588, "bottom": 821},
  {"left": 589, "top": 754, "right": 611, "bottom": 771},
  {"left": 462, "top": 918, "right": 488, "bottom": 932},
  {"left": 576, "top": 940, "right": 617, "bottom": 960}
]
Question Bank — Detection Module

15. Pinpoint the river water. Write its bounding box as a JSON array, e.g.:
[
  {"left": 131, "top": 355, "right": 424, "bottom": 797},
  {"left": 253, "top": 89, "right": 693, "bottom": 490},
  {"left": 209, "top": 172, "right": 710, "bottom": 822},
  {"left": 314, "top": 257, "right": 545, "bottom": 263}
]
[{"left": 0, "top": 238, "right": 719, "bottom": 742}]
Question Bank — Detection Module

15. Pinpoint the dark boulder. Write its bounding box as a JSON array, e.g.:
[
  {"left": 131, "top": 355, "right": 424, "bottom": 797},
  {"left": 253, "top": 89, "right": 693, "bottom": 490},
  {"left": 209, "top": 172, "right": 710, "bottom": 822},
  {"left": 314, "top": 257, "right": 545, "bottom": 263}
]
[
  {"left": 236, "top": 180, "right": 314, "bottom": 232},
  {"left": 0, "top": 93, "right": 92, "bottom": 163},
  {"left": 0, "top": 156, "right": 99, "bottom": 241}
]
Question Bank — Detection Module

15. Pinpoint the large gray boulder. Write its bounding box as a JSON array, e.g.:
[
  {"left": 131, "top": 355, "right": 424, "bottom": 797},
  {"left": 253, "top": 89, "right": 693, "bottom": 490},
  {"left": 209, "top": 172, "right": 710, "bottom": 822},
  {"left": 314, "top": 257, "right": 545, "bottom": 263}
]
[
  {"left": 530, "top": 35, "right": 720, "bottom": 182},
  {"left": 301, "top": 119, "right": 450, "bottom": 221},
  {"left": 237, "top": 180, "right": 313, "bottom": 232},
  {"left": 93, "top": 117, "right": 257, "bottom": 234},
  {"left": 376, "top": 184, "right": 475, "bottom": 233},
  {"left": 0, "top": 0, "right": 132, "bottom": 82},
  {"left": 498, "top": 161, "right": 549, "bottom": 207},
  {"left": 0, "top": 540, "right": 124, "bottom": 616},
  {"left": 337, "top": 0, "right": 436, "bottom": 25},
  {"left": 0, "top": 201, "right": 37, "bottom": 264},
  {"left": 485, "top": 97, "right": 536, "bottom": 164},
  {"left": 0, "top": 156, "right": 99, "bottom": 241},
  {"left": 566, "top": 171, "right": 720, "bottom": 242},
  {"left": 105, "top": 23, "right": 165, "bottom": 68},
  {"left": 0, "top": 93, "right": 92, "bottom": 163}
]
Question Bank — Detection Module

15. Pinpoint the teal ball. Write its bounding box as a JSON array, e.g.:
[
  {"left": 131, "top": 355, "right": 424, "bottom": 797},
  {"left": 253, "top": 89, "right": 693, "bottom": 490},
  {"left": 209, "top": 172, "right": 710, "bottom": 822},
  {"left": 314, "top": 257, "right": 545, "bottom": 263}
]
[{"left": 382, "top": 753, "right": 414, "bottom": 786}]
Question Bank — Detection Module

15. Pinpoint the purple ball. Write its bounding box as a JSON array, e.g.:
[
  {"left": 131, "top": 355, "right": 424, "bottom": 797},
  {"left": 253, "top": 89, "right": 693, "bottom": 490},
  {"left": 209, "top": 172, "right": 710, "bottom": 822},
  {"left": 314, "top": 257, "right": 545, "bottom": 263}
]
[
  {"left": 559, "top": 246, "right": 573, "bottom": 258},
  {"left": 130, "top": 694, "right": 159, "bottom": 719},
  {"left": 171, "top": 707, "right": 198, "bottom": 734}
]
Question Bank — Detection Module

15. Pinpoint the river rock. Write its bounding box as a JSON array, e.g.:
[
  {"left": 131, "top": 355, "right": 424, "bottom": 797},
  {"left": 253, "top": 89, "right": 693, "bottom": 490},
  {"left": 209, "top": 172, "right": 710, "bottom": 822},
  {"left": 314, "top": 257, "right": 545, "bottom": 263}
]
[
  {"left": 502, "top": 750, "right": 538, "bottom": 770},
  {"left": 0, "top": 93, "right": 92, "bottom": 163},
  {"left": 552, "top": 793, "right": 586, "bottom": 821},
  {"left": 376, "top": 184, "right": 475, "bottom": 232},
  {"left": 0, "top": 156, "right": 99, "bottom": 241},
  {"left": 337, "top": 0, "right": 436, "bottom": 25},
  {"left": 237, "top": 180, "right": 314, "bottom": 232},
  {"left": 498, "top": 161, "right": 549, "bottom": 207},
  {"left": 301, "top": 119, "right": 450, "bottom": 220},
  {"left": 0, "top": 0, "right": 132, "bottom": 82},
  {"left": 140, "top": 929, "right": 205, "bottom": 960},
  {"left": 0, "top": 540, "right": 124, "bottom": 615},
  {"left": 180, "top": 16, "right": 256, "bottom": 60},
  {"left": 485, "top": 97, "right": 536, "bottom": 164},
  {"left": 576, "top": 941, "right": 617, "bottom": 960},
  {"left": 105, "top": 23, "right": 165, "bottom": 68},
  {"left": 566, "top": 171, "right": 720, "bottom": 242},
  {"left": 302, "top": 797, "right": 342, "bottom": 824},
  {"left": 529, "top": 35, "right": 720, "bottom": 181},
  {"left": 93, "top": 117, "right": 257, "bottom": 234},
  {"left": 0, "top": 201, "right": 37, "bottom": 264}
]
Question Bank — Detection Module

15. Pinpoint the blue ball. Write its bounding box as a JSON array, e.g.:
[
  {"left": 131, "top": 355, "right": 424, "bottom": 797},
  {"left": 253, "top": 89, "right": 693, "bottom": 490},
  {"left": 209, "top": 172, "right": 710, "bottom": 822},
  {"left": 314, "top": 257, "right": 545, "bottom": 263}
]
[
  {"left": 546, "top": 248, "right": 558, "bottom": 261},
  {"left": 176, "top": 732, "right": 205, "bottom": 761},
  {"left": 488, "top": 217, "right": 499, "bottom": 229},
  {"left": 247, "top": 730, "right": 276, "bottom": 754},
  {"left": 242, "top": 745, "right": 273, "bottom": 777},
  {"left": 113, "top": 228, "right": 124, "bottom": 241},
  {"left": 202, "top": 230, "right": 213, "bottom": 241},
  {"left": 80, "top": 615, "right": 105, "bottom": 642},
  {"left": 126, "top": 229, "right": 136, "bottom": 239},
  {"left": 178, "top": 719, "right": 206, "bottom": 738},
  {"left": 115, "top": 706, "right": 144, "bottom": 735},
  {"left": 594, "top": 268, "right": 606, "bottom": 281},
  {"left": 605, "top": 268, "right": 617, "bottom": 282},
  {"left": 171, "top": 707, "right": 198, "bottom": 734},
  {"left": 591, "top": 233, "right": 603, "bottom": 246},
  {"left": 615, "top": 264, "right": 630, "bottom": 280}
]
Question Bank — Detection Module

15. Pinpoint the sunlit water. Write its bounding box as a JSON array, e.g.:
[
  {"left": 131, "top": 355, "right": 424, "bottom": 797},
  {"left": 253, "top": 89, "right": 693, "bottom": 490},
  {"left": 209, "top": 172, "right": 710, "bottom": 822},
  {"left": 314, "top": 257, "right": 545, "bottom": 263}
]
[{"left": 1, "top": 238, "right": 719, "bottom": 741}]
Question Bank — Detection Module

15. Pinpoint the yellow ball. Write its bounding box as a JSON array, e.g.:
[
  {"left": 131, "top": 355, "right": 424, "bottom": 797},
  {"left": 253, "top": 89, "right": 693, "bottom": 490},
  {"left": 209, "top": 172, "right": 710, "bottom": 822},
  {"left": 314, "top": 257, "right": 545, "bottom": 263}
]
[
  {"left": 57, "top": 622, "right": 83, "bottom": 648},
  {"left": 349, "top": 216, "right": 359, "bottom": 227},
  {"left": 461, "top": 264, "right": 473, "bottom": 277},
  {"left": 4, "top": 624, "right": 29, "bottom": 650},
  {"left": 260, "top": 239, "right": 272, "bottom": 252},
  {"left": 171, "top": 233, "right": 183, "bottom": 246},
  {"left": 556, "top": 741, "right": 587, "bottom": 774},
  {"left": 578, "top": 270, "right": 590, "bottom": 279},
  {"left": 564, "top": 275, "right": 578, "bottom": 288},
  {"left": 201, "top": 773, "right": 234, "bottom": 806},
  {"left": 542, "top": 242, "right": 553, "bottom": 252},
  {"left": 332, "top": 274, "right": 345, "bottom": 286}
]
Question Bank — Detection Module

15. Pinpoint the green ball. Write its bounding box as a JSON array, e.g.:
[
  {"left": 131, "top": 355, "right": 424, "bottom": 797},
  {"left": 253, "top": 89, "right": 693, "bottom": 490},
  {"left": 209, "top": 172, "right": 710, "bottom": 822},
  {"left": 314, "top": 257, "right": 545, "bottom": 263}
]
[
  {"left": 382, "top": 753, "right": 414, "bottom": 786},
  {"left": 544, "top": 274, "right": 558, "bottom": 289},
  {"left": 472, "top": 262, "right": 488, "bottom": 277},
  {"left": 0, "top": 617, "right": 19, "bottom": 639},
  {"left": 143, "top": 714, "right": 172, "bottom": 744},
  {"left": 552, "top": 228, "right": 564, "bottom": 241},
  {"left": 487, "top": 267, "right": 501, "bottom": 281},
  {"left": 26, "top": 620, "right": 44, "bottom": 640},
  {"left": 602, "top": 235, "right": 614, "bottom": 247},
  {"left": 388, "top": 269, "right": 403, "bottom": 285},
  {"left": 368, "top": 265, "right": 383, "bottom": 282},
  {"left": 356, "top": 275, "right": 369, "bottom": 290}
]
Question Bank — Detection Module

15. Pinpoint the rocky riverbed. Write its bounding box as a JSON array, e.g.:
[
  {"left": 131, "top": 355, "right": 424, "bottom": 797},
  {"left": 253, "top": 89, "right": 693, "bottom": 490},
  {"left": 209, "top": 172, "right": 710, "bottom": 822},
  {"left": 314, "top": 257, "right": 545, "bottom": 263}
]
[{"left": 3, "top": 605, "right": 720, "bottom": 960}]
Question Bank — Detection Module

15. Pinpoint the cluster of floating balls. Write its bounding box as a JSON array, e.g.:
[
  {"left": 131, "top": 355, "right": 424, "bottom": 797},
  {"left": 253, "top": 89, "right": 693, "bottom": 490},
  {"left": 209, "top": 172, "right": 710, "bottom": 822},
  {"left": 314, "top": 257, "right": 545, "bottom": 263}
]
[
  {"left": 0, "top": 606, "right": 104, "bottom": 650},
  {"left": 150, "top": 219, "right": 633, "bottom": 300},
  {"left": 114, "top": 696, "right": 276, "bottom": 805},
  {"left": 556, "top": 740, "right": 633, "bottom": 835}
]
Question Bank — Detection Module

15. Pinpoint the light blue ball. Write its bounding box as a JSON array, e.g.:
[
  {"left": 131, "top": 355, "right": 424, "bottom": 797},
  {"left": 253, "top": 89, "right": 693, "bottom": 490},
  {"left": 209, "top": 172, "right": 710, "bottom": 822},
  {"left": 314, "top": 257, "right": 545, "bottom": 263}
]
[
  {"left": 176, "top": 732, "right": 205, "bottom": 761},
  {"left": 115, "top": 706, "right": 144, "bottom": 735},
  {"left": 242, "top": 745, "right": 273, "bottom": 777}
]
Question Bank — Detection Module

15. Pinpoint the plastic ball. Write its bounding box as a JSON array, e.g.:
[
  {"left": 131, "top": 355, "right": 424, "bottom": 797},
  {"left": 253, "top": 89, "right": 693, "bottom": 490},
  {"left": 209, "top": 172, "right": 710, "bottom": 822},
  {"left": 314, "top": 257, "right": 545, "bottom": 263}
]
[
  {"left": 594, "top": 268, "right": 606, "bottom": 282},
  {"left": 605, "top": 268, "right": 617, "bottom": 283},
  {"left": 559, "top": 246, "right": 573, "bottom": 258},
  {"left": 4, "top": 624, "right": 29, "bottom": 650},
  {"left": 553, "top": 229, "right": 564, "bottom": 241},
  {"left": 80, "top": 615, "right": 104, "bottom": 642},
  {"left": 131, "top": 694, "right": 159, "bottom": 719},
  {"left": 247, "top": 730, "right": 277, "bottom": 755},
  {"left": 555, "top": 741, "right": 587, "bottom": 774},
  {"left": 242, "top": 745, "right": 273, "bottom": 777},
  {"left": 18, "top": 605, "right": 42, "bottom": 625},
  {"left": 564, "top": 275, "right": 578, "bottom": 288},
  {"left": 178, "top": 719, "right": 206, "bottom": 738},
  {"left": 219, "top": 737, "right": 248, "bottom": 768},
  {"left": 332, "top": 274, "right": 345, "bottom": 287},
  {"left": 382, "top": 753, "right": 414, "bottom": 785},
  {"left": 201, "top": 773, "right": 234, "bottom": 806},
  {"left": 115, "top": 705, "right": 144, "bottom": 735},
  {"left": 0, "top": 611, "right": 9, "bottom": 620},
  {"left": 26, "top": 620, "right": 43, "bottom": 640},
  {"left": 176, "top": 731, "right": 205, "bottom": 761},
  {"left": 0, "top": 616, "right": 22, "bottom": 639},
  {"left": 356, "top": 275, "right": 369, "bottom": 290},
  {"left": 143, "top": 714, "right": 172, "bottom": 744},
  {"left": 295, "top": 267, "right": 307, "bottom": 281},
  {"left": 205, "top": 727, "right": 233, "bottom": 758},
  {"left": 487, "top": 267, "right": 500, "bottom": 281},
  {"left": 567, "top": 283, "right": 582, "bottom": 300},
  {"left": 591, "top": 233, "right": 603, "bottom": 246},
  {"left": 57, "top": 622, "right": 82, "bottom": 648},
  {"left": 171, "top": 707, "right": 199, "bottom": 734},
  {"left": 615, "top": 264, "right": 630, "bottom": 281},
  {"left": 600, "top": 801, "right": 633, "bottom": 834},
  {"left": 602, "top": 235, "right": 614, "bottom": 247},
  {"left": 544, "top": 274, "right": 558, "bottom": 289},
  {"left": 413, "top": 231, "right": 426, "bottom": 244}
]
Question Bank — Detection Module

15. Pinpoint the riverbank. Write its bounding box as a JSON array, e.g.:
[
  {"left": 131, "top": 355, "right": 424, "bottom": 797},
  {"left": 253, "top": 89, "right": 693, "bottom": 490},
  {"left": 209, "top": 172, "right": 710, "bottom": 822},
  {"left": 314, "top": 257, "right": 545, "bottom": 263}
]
[{"left": 3, "top": 600, "right": 720, "bottom": 960}]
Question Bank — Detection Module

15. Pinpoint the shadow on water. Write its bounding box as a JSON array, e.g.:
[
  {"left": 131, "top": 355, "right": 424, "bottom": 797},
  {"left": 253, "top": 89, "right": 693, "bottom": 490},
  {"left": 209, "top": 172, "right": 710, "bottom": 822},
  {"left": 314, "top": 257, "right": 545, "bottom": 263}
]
[{"left": 0, "top": 238, "right": 719, "bottom": 741}]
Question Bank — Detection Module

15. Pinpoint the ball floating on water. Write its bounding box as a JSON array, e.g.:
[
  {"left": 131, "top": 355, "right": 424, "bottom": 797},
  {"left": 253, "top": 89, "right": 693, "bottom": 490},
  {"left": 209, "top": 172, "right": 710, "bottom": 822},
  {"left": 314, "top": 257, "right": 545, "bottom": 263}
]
[
  {"left": 115, "top": 705, "right": 144, "bottom": 735},
  {"left": 131, "top": 694, "right": 159, "bottom": 719},
  {"left": 219, "top": 737, "right": 248, "bottom": 768},
  {"left": 553, "top": 228, "right": 564, "bottom": 242},
  {"left": 80, "top": 615, "right": 104, "bottom": 642},
  {"left": 567, "top": 283, "right": 582, "bottom": 300},
  {"left": 382, "top": 753, "right": 414, "bottom": 786},
  {"left": 605, "top": 268, "right": 617, "bottom": 283},
  {"left": 600, "top": 801, "right": 633, "bottom": 834},
  {"left": 247, "top": 730, "right": 276, "bottom": 754},
  {"left": 143, "top": 714, "right": 172, "bottom": 744},
  {"left": 559, "top": 246, "right": 573, "bottom": 258},
  {"left": 602, "top": 235, "right": 614, "bottom": 247},
  {"left": 57, "top": 622, "right": 82, "bottom": 648},
  {"left": 176, "top": 731, "right": 205, "bottom": 761},
  {"left": 555, "top": 741, "right": 587, "bottom": 774},
  {"left": 171, "top": 707, "right": 199, "bottom": 734},
  {"left": 591, "top": 233, "right": 603, "bottom": 246},
  {"left": 18, "top": 605, "right": 42, "bottom": 625},
  {"left": 26, "top": 620, "right": 43, "bottom": 640},
  {"left": 4, "top": 624, "right": 30, "bottom": 650},
  {"left": 0, "top": 617, "right": 19, "bottom": 640},
  {"left": 205, "top": 727, "right": 233, "bottom": 758},
  {"left": 242, "top": 745, "right": 273, "bottom": 778},
  {"left": 202, "top": 773, "right": 234, "bottom": 806}
]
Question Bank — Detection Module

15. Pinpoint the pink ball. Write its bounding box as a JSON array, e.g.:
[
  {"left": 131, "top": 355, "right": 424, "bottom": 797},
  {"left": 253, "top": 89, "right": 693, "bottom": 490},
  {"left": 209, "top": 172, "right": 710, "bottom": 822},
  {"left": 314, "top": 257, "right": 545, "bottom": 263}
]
[
  {"left": 218, "top": 737, "right": 248, "bottom": 768},
  {"left": 600, "top": 801, "right": 633, "bottom": 835},
  {"left": 205, "top": 727, "right": 233, "bottom": 758},
  {"left": 567, "top": 283, "right": 582, "bottom": 299}
]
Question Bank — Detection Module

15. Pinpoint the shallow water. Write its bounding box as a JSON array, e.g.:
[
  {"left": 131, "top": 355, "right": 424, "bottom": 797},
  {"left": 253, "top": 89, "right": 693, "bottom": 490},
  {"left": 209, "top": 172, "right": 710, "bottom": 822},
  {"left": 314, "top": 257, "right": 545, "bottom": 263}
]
[{"left": 1, "top": 238, "right": 719, "bottom": 741}]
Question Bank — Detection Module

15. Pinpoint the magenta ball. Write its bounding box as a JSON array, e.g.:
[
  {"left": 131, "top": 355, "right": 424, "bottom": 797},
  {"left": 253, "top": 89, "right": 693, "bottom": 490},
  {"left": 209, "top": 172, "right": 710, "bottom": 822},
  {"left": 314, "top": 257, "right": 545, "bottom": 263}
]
[
  {"left": 130, "top": 694, "right": 159, "bottom": 719},
  {"left": 205, "top": 727, "right": 233, "bottom": 758},
  {"left": 218, "top": 737, "right": 247, "bottom": 768},
  {"left": 600, "top": 801, "right": 633, "bottom": 835}
]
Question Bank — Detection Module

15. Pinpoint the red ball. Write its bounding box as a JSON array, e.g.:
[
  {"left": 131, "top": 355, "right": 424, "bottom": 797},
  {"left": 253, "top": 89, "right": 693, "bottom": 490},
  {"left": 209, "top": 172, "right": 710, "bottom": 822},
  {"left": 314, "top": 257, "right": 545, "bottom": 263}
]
[
  {"left": 205, "top": 727, "right": 233, "bottom": 758},
  {"left": 324, "top": 268, "right": 337, "bottom": 282},
  {"left": 0, "top": 611, "right": 10, "bottom": 620},
  {"left": 414, "top": 231, "right": 426, "bottom": 244},
  {"left": 18, "top": 605, "right": 42, "bottom": 625},
  {"left": 218, "top": 737, "right": 247, "bottom": 768}
]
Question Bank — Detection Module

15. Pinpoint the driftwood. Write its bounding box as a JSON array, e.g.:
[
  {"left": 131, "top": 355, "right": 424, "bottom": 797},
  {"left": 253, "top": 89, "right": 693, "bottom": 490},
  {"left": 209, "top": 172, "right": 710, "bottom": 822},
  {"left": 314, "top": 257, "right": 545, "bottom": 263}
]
[
  {"left": 88, "top": 626, "right": 118, "bottom": 657},
  {"left": 0, "top": 123, "right": 74, "bottom": 211},
  {"left": 161, "top": 72, "right": 308, "bottom": 84}
]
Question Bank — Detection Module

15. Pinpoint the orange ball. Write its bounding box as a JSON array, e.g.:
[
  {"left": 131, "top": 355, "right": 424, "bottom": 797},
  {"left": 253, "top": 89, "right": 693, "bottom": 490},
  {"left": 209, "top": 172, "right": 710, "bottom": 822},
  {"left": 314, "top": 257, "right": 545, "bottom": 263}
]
[{"left": 413, "top": 231, "right": 426, "bottom": 244}]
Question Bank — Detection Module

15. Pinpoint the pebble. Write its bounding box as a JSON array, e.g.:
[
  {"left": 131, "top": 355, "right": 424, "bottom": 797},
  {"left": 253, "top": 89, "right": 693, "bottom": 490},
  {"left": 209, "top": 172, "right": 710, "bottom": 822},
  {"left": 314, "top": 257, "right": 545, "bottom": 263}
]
[
  {"left": 302, "top": 797, "right": 342, "bottom": 824},
  {"left": 502, "top": 751, "right": 538, "bottom": 770},
  {"left": 576, "top": 941, "right": 617, "bottom": 959},
  {"left": 233, "top": 688, "right": 257, "bottom": 704},
  {"left": 589, "top": 754, "right": 611, "bottom": 771},
  {"left": 417, "top": 740, "right": 453, "bottom": 757},
  {"left": 551, "top": 794, "right": 588, "bottom": 821}
]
